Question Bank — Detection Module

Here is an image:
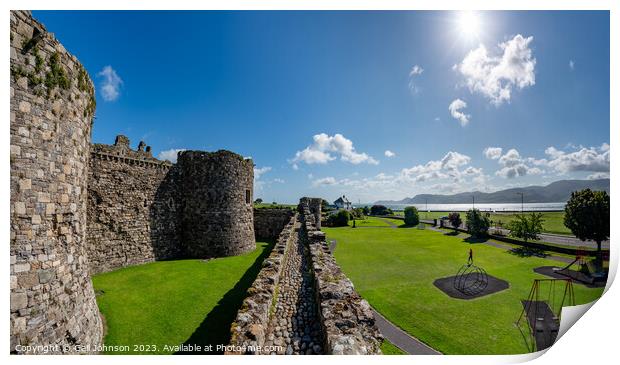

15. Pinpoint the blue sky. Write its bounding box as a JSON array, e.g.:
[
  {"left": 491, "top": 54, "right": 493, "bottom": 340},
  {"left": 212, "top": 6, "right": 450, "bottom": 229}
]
[{"left": 33, "top": 10, "right": 610, "bottom": 203}]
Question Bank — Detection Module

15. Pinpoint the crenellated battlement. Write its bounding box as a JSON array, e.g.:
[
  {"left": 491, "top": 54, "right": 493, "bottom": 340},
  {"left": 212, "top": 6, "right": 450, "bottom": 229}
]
[{"left": 90, "top": 135, "right": 172, "bottom": 170}]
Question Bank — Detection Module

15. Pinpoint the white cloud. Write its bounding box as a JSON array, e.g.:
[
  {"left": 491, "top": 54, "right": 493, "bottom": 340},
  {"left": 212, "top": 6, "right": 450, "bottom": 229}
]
[
  {"left": 254, "top": 166, "right": 272, "bottom": 180},
  {"left": 158, "top": 148, "right": 186, "bottom": 163},
  {"left": 569, "top": 60, "right": 575, "bottom": 71},
  {"left": 273, "top": 178, "right": 285, "bottom": 183},
  {"left": 544, "top": 144, "right": 610, "bottom": 174},
  {"left": 384, "top": 150, "right": 396, "bottom": 158},
  {"left": 587, "top": 172, "right": 609, "bottom": 180},
  {"left": 400, "top": 151, "right": 473, "bottom": 183},
  {"left": 448, "top": 99, "right": 470, "bottom": 126},
  {"left": 434, "top": 117, "right": 441, "bottom": 121},
  {"left": 409, "top": 65, "right": 424, "bottom": 76},
  {"left": 455, "top": 34, "right": 536, "bottom": 105},
  {"left": 312, "top": 177, "right": 337, "bottom": 186},
  {"left": 97, "top": 66, "right": 123, "bottom": 102},
  {"left": 306, "top": 151, "right": 494, "bottom": 200},
  {"left": 408, "top": 65, "right": 424, "bottom": 93},
  {"left": 494, "top": 148, "right": 543, "bottom": 178},
  {"left": 253, "top": 166, "right": 273, "bottom": 193},
  {"left": 483, "top": 147, "right": 503, "bottom": 160},
  {"left": 291, "top": 133, "right": 378, "bottom": 166}
]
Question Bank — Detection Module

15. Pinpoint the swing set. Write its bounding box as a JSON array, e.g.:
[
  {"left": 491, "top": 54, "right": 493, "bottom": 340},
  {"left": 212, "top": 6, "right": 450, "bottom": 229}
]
[{"left": 515, "top": 278, "right": 575, "bottom": 352}]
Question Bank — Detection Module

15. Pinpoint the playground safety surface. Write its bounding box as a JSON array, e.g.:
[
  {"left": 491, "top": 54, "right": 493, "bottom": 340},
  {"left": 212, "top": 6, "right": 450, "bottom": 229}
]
[{"left": 433, "top": 274, "right": 510, "bottom": 299}]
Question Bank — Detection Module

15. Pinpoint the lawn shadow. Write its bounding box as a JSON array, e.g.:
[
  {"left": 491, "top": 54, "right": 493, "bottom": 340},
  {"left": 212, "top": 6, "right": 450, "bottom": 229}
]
[
  {"left": 508, "top": 246, "right": 548, "bottom": 258},
  {"left": 176, "top": 240, "right": 274, "bottom": 354},
  {"left": 462, "top": 236, "right": 489, "bottom": 244},
  {"left": 443, "top": 231, "right": 459, "bottom": 236},
  {"left": 396, "top": 224, "right": 415, "bottom": 228}
]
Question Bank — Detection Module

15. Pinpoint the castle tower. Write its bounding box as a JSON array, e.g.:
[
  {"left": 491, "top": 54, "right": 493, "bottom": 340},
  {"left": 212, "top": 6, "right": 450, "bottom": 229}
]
[
  {"left": 177, "top": 150, "right": 256, "bottom": 258},
  {"left": 10, "top": 11, "right": 103, "bottom": 353}
]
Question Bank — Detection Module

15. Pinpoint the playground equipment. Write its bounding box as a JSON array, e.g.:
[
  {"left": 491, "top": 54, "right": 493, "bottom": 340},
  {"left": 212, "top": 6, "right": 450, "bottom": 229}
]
[
  {"left": 516, "top": 279, "right": 575, "bottom": 352},
  {"left": 453, "top": 249, "right": 489, "bottom": 296},
  {"left": 555, "top": 247, "right": 606, "bottom": 284}
]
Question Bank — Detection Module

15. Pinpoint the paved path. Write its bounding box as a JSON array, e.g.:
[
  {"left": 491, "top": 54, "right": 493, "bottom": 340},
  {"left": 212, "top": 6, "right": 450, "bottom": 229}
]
[
  {"left": 427, "top": 226, "right": 573, "bottom": 264},
  {"left": 377, "top": 218, "right": 399, "bottom": 228},
  {"left": 372, "top": 309, "right": 440, "bottom": 355},
  {"left": 488, "top": 227, "right": 608, "bottom": 250}
]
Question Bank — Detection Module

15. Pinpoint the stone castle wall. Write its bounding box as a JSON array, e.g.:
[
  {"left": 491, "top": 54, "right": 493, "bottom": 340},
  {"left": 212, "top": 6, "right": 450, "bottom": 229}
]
[
  {"left": 177, "top": 150, "right": 256, "bottom": 258},
  {"left": 254, "top": 208, "right": 295, "bottom": 240},
  {"left": 10, "top": 10, "right": 103, "bottom": 353},
  {"left": 86, "top": 137, "right": 180, "bottom": 274},
  {"left": 86, "top": 145, "right": 256, "bottom": 273}
]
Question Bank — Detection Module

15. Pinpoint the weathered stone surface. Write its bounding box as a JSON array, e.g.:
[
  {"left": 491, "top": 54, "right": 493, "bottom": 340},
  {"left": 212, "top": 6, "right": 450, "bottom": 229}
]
[
  {"left": 86, "top": 137, "right": 180, "bottom": 274},
  {"left": 86, "top": 138, "right": 259, "bottom": 273},
  {"left": 177, "top": 150, "right": 255, "bottom": 258},
  {"left": 254, "top": 208, "right": 294, "bottom": 240},
  {"left": 300, "top": 197, "right": 383, "bottom": 355},
  {"left": 10, "top": 10, "right": 103, "bottom": 354},
  {"left": 228, "top": 198, "right": 383, "bottom": 355}
]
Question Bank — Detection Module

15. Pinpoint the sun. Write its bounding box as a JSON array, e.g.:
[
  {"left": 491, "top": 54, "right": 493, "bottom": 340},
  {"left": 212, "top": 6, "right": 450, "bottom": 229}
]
[{"left": 457, "top": 11, "right": 482, "bottom": 39}]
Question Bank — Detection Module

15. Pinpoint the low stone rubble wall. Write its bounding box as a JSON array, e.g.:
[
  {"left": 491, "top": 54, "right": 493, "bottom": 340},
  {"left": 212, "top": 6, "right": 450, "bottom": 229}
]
[
  {"left": 228, "top": 214, "right": 297, "bottom": 353},
  {"left": 299, "top": 199, "right": 383, "bottom": 355},
  {"left": 229, "top": 198, "right": 383, "bottom": 355}
]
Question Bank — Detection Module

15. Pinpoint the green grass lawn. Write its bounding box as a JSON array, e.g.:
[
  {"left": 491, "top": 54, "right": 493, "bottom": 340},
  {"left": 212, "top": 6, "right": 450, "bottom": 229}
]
[
  {"left": 92, "top": 241, "right": 273, "bottom": 354},
  {"left": 348, "top": 216, "right": 395, "bottom": 227},
  {"left": 393, "top": 211, "right": 570, "bottom": 235},
  {"left": 380, "top": 339, "right": 407, "bottom": 355},
  {"left": 323, "top": 226, "right": 603, "bottom": 355}
]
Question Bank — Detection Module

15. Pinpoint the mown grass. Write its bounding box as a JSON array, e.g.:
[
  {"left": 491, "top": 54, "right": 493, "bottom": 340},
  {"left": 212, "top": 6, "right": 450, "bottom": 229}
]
[
  {"left": 348, "top": 216, "right": 395, "bottom": 227},
  {"left": 92, "top": 241, "right": 272, "bottom": 354},
  {"left": 381, "top": 339, "right": 407, "bottom": 355},
  {"left": 392, "top": 211, "right": 570, "bottom": 235},
  {"left": 324, "top": 226, "right": 603, "bottom": 354}
]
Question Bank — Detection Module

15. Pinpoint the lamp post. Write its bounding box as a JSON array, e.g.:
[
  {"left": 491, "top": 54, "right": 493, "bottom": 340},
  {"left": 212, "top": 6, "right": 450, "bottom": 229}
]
[{"left": 516, "top": 192, "right": 524, "bottom": 214}]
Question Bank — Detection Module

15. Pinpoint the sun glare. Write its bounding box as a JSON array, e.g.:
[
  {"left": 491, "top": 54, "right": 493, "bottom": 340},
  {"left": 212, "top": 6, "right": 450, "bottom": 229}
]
[{"left": 457, "top": 11, "right": 482, "bottom": 39}]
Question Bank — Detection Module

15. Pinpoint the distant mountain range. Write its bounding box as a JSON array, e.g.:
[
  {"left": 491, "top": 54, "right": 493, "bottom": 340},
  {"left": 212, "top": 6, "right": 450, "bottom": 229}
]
[{"left": 374, "top": 179, "right": 610, "bottom": 205}]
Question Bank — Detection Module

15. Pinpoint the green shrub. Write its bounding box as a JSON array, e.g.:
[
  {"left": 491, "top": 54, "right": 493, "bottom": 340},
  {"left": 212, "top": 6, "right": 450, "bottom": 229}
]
[
  {"left": 447, "top": 212, "right": 462, "bottom": 231},
  {"left": 370, "top": 205, "right": 392, "bottom": 216},
  {"left": 507, "top": 213, "right": 544, "bottom": 242},
  {"left": 327, "top": 210, "right": 350, "bottom": 227},
  {"left": 465, "top": 209, "right": 490, "bottom": 237},
  {"left": 404, "top": 206, "right": 420, "bottom": 226},
  {"left": 350, "top": 207, "right": 365, "bottom": 219}
]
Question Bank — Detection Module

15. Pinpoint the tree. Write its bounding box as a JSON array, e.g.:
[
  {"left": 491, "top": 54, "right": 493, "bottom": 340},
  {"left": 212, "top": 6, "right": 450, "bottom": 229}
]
[
  {"left": 327, "top": 210, "right": 350, "bottom": 227},
  {"left": 465, "top": 209, "right": 491, "bottom": 237},
  {"left": 254, "top": 198, "right": 263, "bottom": 204},
  {"left": 321, "top": 199, "right": 329, "bottom": 210},
  {"left": 448, "top": 212, "right": 462, "bottom": 232},
  {"left": 507, "top": 212, "right": 544, "bottom": 242},
  {"left": 370, "top": 205, "right": 390, "bottom": 216},
  {"left": 362, "top": 206, "right": 370, "bottom": 216},
  {"left": 350, "top": 207, "right": 364, "bottom": 219},
  {"left": 404, "top": 206, "right": 420, "bottom": 226},
  {"left": 564, "top": 189, "right": 610, "bottom": 266}
]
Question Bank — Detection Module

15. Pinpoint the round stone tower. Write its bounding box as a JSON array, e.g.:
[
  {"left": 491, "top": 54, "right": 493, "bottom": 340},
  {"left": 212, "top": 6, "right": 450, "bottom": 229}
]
[
  {"left": 10, "top": 11, "right": 103, "bottom": 353},
  {"left": 177, "top": 150, "right": 256, "bottom": 258}
]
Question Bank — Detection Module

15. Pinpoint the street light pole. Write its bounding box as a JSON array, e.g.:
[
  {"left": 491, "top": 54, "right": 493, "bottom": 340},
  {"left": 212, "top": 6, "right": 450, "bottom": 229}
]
[{"left": 516, "top": 192, "right": 524, "bottom": 214}]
